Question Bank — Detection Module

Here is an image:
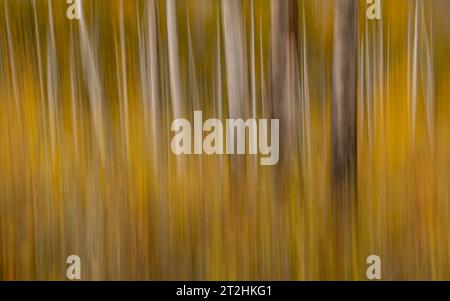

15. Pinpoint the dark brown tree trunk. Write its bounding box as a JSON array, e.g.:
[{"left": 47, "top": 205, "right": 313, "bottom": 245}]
[
  {"left": 271, "top": 0, "right": 298, "bottom": 166},
  {"left": 332, "top": 0, "right": 357, "bottom": 191},
  {"left": 332, "top": 0, "right": 358, "bottom": 279}
]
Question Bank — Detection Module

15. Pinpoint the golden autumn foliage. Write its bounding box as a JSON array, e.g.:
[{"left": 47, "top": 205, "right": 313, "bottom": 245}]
[{"left": 0, "top": 0, "right": 450, "bottom": 280}]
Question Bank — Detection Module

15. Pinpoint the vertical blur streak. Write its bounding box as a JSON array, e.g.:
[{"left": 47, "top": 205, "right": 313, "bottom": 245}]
[
  {"left": 221, "top": 0, "right": 247, "bottom": 120},
  {"left": 166, "top": 0, "right": 183, "bottom": 119},
  {"left": 78, "top": 0, "right": 106, "bottom": 162},
  {"left": 1, "top": 0, "right": 450, "bottom": 280},
  {"left": 412, "top": 0, "right": 419, "bottom": 140},
  {"left": 119, "top": 0, "right": 130, "bottom": 155},
  {"left": 3, "top": 2, "right": 19, "bottom": 120}
]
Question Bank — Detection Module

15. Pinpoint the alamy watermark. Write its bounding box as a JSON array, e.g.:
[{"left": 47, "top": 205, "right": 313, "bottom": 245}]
[
  {"left": 366, "top": 255, "right": 382, "bottom": 280},
  {"left": 66, "top": 255, "right": 81, "bottom": 280},
  {"left": 170, "top": 111, "right": 279, "bottom": 166}
]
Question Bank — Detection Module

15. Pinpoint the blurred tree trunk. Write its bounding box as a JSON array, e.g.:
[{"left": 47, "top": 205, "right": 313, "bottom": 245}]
[
  {"left": 166, "top": 0, "right": 183, "bottom": 118},
  {"left": 332, "top": 0, "right": 357, "bottom": 191},
  {"left": 221, "top": 0, "right": 247, "bottom": 119},
  {"left": 221, "top": 0, "right": 248, "bottom": 206},
  {"left": 332, "top": 0, "right": 358, "bottom": 278},
  {"left": 271, "top": 0, "right": 298, "bottom": 165}
]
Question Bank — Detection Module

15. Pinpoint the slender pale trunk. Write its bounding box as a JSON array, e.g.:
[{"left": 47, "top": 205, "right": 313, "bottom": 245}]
[
  {"left": 221, "top": 0, "right": 247, "bottom": 119},
  {"left": 119, "top": 0, "right": 130, "bottom": 154},
  {"left": 250, "top": 0, "right": 258, "bottom": 168},
  {"left": 250, "top": 0, "right": 256, "bottom": 121},
  {"left": 146, "top": 0, "right": 161, "bottom": 163},
  {"left": 78, "top": 1, "right": 106, "bottom": 162},
  {"left": 166, "top": 0, "right": 183, "bottom": 118},
  {"left": 412, "top": 0, "right": 419, "bottom": 140},
  {"left": 3, "top": 2, "right": 20, "bottom": 120},
  {"left": 216, "top": 15, "right": 223, "bottom": 119},
  {"left": 420, "top": 1, "right": 434, "bottom": 144},
  {"left": 47, "top": 2, "right": 58, "bottom": 156},
  {"left": 187, "top": 15, "right": 200, "bottom": 110}
]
